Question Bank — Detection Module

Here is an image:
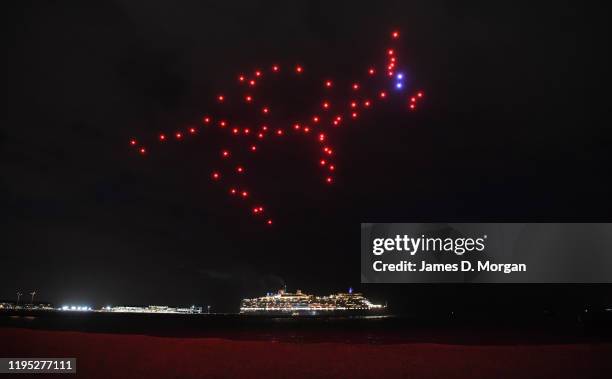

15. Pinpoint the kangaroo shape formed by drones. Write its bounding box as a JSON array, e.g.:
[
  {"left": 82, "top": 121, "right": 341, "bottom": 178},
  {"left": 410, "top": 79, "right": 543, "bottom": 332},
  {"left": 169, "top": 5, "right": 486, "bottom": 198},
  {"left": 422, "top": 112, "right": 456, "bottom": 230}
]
[{"left": 129, "top": 30, "right": 423, "bottom": 226}]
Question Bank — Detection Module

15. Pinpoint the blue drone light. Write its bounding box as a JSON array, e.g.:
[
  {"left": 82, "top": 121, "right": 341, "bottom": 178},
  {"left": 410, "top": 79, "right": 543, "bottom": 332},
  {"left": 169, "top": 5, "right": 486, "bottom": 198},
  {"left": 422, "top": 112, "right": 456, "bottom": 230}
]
[{"left": 394, "top": 72, "right": 405, "bottom": 90}]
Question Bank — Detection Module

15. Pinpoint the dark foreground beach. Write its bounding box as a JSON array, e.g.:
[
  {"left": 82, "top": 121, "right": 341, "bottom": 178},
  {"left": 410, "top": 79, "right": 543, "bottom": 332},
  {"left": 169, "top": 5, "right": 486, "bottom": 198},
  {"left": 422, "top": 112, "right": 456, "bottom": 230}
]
[{"left": 2, "top": 326, "right": 611, "bottom": 379}]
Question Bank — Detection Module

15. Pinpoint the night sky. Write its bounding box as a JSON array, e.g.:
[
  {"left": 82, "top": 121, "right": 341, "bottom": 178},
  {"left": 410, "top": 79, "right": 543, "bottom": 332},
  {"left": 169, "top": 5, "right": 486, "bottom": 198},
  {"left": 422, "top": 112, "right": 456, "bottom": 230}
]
[{"left": 3, "top": 1, "right": 611, "bottom": 313}]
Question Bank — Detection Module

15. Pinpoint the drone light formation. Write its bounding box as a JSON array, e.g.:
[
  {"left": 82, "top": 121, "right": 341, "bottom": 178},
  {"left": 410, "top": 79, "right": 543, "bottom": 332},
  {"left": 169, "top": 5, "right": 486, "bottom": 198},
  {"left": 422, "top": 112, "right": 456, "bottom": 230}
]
[{"left": 129, "top": 30, "right": 423, "bottom": 226}]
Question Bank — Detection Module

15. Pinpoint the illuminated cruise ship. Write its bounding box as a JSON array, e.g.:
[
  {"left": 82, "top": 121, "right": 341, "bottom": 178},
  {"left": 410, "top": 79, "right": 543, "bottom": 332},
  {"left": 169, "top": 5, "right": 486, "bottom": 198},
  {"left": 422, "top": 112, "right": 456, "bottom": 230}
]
[{"left": 240, "top": 288, "right": 385, "bottom": 316}]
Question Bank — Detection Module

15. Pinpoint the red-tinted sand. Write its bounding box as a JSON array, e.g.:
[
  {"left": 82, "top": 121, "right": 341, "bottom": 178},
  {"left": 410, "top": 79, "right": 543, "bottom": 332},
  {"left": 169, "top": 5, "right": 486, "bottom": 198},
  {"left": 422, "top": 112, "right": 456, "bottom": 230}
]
[{"left": 1, "top": 328, "right": 610, "bottom": 378}]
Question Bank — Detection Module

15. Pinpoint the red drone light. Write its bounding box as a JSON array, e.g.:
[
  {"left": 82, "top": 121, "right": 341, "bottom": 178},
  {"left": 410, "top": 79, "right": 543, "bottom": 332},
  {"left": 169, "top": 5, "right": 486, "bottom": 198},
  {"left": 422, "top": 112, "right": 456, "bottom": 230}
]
[
  {"left": 219, "top": 120, "right": 227, "bottom": 128},
  {"left": 262, "top": 107, "right": 269, "bottom": 114},
  {"left": 392, "top": 30, "right": 399, "bottom": 39},
  {"left": 241, "top": 191, "right": 249, "bottom": 198},
  {"left": 325, "top": 80, "right": 332, "bottom": 88},
  {"left": 250, "top": 145, "right": 257, "bottom": 152},
  {"left": 189, "top": 127, "right": 196, "bottom": 134},
  {"left": 326, "top": 177, "right": 333, "bottom": 184},
  {"left": 159, "top": 134, "right": 166, "bottom": 141},
  {"left": 202, "top": 116, "right": 211, "bottom": 124},
  {"left": 175, "top": 132, "right": 182, "bottom": 139},
  {"left": 217, "top": 95, "right": 225, "bottom": 102},
  {"left": 249, "top": 80, "right": 256, "bottom": 86},
  {"left": 212, "top": 172, "right": 220, "bottom": 180},
  {"left": 352, "top": 83, "right": 360, "bottom": 90},
  {"left": 236, "top": 166, "right": 244, "bottom": 173},
  {"left": 139, "top": 147, "right": 146, "bottom": 154},
  {"left": 267, "top": 219, "right": 273, "bottom": 225},
  {"left": 272, "top": 65, "right": 279, "bottom": 72},
  {"left": 221, "top": 150, "right": 230, "bottom": 158},
  {"left": 295, "top": 65, "right": 303, "bottom": 73},
  {"left": 130, "top": 139, "right": 137, "bottom": 146},
  {"left": 368, "top": 67, "right": 375, "bottom": 75}
]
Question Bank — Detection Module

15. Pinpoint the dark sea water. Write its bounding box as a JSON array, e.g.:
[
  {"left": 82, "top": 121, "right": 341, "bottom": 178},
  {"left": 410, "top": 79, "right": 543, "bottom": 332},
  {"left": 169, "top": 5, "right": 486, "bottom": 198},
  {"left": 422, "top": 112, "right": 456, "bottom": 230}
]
[{"left": 2, "top": 309, "right": 612, "bottom": 345}]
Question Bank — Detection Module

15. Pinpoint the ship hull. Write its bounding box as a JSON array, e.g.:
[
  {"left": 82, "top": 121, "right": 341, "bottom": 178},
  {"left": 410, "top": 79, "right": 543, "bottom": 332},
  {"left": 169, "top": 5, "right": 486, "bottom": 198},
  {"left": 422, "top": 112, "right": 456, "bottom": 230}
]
[{"left": 240, "top": 309, "right": 387, "bottom": 317}]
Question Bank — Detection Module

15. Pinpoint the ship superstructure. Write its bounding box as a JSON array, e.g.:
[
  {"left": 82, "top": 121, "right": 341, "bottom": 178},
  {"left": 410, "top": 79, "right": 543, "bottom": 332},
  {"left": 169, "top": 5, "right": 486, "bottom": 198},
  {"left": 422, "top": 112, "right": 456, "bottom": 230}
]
[{"left": 240, "top": 288, "right": 385, "bottom": 315}]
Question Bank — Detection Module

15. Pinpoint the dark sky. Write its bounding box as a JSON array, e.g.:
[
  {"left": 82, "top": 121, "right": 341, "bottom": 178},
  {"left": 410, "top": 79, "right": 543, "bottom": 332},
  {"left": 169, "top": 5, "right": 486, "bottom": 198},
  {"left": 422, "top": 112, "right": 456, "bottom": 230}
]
[{"left": 3, "top": 1, "right": 611, "bottom": 313}]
